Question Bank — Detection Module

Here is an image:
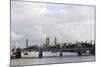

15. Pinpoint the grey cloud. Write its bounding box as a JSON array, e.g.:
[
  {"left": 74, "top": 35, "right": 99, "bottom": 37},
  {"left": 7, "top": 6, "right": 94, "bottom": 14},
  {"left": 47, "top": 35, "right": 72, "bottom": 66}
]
[{"left": 11, "top": 1, "right": 95, "bottom": 47}]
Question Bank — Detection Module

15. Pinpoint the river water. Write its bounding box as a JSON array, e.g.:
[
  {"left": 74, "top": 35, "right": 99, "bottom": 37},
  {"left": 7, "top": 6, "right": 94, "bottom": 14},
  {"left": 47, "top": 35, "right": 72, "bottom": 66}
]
[{"left": 11, "top": 52, "right": 95, "bottom": 66}]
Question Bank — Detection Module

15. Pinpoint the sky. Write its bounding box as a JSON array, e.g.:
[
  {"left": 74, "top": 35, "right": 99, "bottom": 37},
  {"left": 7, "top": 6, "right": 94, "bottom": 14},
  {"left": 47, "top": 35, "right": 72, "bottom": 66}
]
[{"left": 11, "top": 1, "right": 95, "bottom": 47}]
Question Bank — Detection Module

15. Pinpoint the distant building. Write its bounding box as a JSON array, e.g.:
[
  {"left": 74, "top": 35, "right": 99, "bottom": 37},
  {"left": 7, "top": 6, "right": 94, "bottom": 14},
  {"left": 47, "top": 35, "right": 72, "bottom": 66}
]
[
  {"left": 26, "top": 39, "right": 28, "bottom": 48},
  {"left": 54, "top": 37, "right": 57, "bottom": 45},
  {"left": 45, "top": 37, "right": 50, "bottom": 46}
]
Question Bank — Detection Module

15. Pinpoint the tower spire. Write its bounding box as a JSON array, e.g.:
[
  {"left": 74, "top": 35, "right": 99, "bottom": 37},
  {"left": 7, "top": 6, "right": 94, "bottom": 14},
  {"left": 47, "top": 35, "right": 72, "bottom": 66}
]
[
  {"left": 26, "top": 39, "right": 28, "bottom": 48},
  {"left": 54, "top": 37, "right": 57, "bottom": 45}
]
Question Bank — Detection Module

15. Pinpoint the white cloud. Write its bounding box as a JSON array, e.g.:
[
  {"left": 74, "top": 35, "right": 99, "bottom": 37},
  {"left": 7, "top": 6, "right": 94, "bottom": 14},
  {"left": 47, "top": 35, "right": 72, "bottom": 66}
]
[
  {"left": 11, "top": 32, "right": 25, "bottom": 40},
  {"left": 11, "top": 1, "right": 95, "bottom": 47}
]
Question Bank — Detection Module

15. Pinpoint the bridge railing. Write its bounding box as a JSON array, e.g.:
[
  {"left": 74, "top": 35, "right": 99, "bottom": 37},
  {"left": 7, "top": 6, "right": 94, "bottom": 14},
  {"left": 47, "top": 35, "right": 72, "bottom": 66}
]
[
  {"left": 11, "top": 47, "right": 95, "bottom": 59},
  {"left": 21, "top": 47, "right": 95, "bottom": 51}
]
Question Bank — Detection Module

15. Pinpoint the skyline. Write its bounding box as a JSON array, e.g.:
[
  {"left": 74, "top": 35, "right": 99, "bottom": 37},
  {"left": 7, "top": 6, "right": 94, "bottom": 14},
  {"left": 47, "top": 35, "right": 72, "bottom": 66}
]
[
  {"left": 11, "top": 36, "right": 95, "bottom": 48},
  {"left": 11, "top": 1, "right": 95, "bottom": 47}
]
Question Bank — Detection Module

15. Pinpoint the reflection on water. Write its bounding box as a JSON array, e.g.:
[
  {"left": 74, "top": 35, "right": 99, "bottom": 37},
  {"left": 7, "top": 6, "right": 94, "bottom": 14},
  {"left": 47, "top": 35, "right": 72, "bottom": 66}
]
[{"left": 11, "top": 52, "right": 95, "bottom": 66}]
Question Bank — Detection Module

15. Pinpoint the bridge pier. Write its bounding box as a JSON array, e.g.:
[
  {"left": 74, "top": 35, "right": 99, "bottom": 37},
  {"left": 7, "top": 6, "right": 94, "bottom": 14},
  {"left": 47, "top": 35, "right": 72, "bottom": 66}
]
[
  {"left": 60, "top": 50, "right": 63, "bottom": 57},
  {"left": 15, "top": 48, "right": 21, "bottom": 58},
  {"left": 39, "top": 49, "right": 43, "bottom": 58},
  {"left": 90, "top": 49, "right": 95, "bottom": 55},
  {"left": 78, "top": 49, "right": 82, "bottom": 56}
]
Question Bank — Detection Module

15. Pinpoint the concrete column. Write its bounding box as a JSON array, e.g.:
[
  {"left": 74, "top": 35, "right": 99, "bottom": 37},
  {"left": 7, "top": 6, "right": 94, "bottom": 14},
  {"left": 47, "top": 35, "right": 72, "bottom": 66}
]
[
  {"left": 77, "top": 42, "right": 82, "bottom": 56},
  {"left": 78, "top": 49, "right": 82, "bottom": 56},
  {"left": 60, "top": 43, "right": 63, "bottom": 57},
  {"left": 15, "top": 48, "right": 21, "bottom": 58},
  {"left": 90, "top": 49, "right": 95, "bottom": 55},
  {"left": 60, "top": 50, "right": 63, "bottom": 57},
  {"left": 39, "top": 49, "right": 43, "bottom": 58}
]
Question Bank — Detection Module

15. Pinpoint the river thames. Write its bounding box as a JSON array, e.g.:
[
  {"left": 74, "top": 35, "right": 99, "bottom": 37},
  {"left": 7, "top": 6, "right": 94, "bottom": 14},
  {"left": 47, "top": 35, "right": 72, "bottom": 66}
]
[{"left": 11, "top": 52, "right": 95, "bottom": 66}]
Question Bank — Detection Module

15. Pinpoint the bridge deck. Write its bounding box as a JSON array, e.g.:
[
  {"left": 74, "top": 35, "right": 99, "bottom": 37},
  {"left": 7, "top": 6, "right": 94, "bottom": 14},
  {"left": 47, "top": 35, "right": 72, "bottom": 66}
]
[{"left": 21, "top": 48, "right": 95, "bottom": 52}]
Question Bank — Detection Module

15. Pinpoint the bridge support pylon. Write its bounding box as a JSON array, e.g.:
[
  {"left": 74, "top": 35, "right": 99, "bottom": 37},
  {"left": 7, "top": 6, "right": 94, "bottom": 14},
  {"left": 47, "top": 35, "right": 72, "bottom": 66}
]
[
  {"left": 60, "top": 50, "right": 63, "bottom": 57},
  {"left": 90, "top": 49, "right": 95, "bottom": 55},
  {"left": 15, "top": 48, "right": 21, "bottom": 58},
  {"left": 39, "top": 49, "right": 43, "bottom": 58},
  {"left": 78, "top": 50, "right": 82, "bottom": 56}
]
